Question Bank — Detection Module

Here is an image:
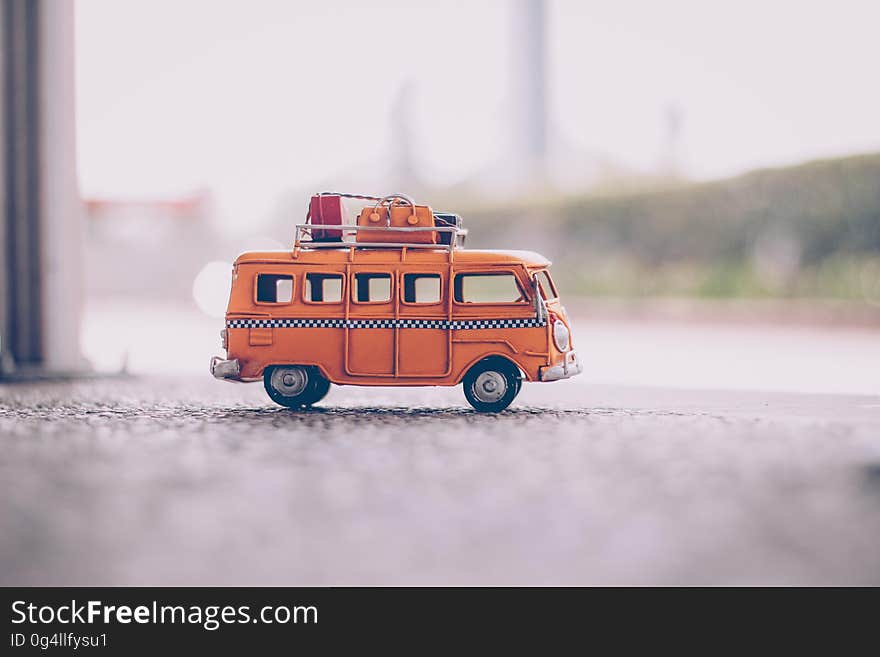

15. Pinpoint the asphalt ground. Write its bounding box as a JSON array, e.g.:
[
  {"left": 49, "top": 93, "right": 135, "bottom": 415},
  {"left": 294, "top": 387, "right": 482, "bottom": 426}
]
[{"left": 2, "top": 375, "right": 879, "bottom": 586}]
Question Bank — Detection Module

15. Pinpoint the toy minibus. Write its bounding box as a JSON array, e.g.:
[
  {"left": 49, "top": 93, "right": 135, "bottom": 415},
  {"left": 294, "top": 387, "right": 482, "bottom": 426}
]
[{"left": 211, "top": 195, "right": 581, "bottom": 412}]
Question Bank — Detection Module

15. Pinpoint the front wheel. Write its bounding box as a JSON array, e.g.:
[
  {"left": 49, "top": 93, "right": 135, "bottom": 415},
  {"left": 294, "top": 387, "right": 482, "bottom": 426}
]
[
  {"left": 264, "top": 365, "right": 330, "bottom": 408},
  {"left": 462, "top": 358, "right": 522, "bottom": 412}
]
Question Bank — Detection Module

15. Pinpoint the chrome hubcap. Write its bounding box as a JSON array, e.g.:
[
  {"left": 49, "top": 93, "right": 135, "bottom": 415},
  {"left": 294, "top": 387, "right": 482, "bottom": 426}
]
[
  {"left": 270, "top": 366, "right": 308, "bottom": 396},
  {"left": 473, "top": 371, "right": 507, "bottom": 403}
]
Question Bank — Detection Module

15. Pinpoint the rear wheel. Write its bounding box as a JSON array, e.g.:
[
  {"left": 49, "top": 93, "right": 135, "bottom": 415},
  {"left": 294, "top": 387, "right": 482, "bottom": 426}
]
[
  {"left": 463, "top": 358, "right": 522, "bottom": 412},
  {"left": 263, "top": 365, "right": 330, "bottom": 408}
]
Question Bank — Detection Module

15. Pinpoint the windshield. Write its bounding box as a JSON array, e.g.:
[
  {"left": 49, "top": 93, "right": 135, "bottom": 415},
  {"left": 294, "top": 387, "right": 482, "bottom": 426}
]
[{"left": 534, "top": 270, "right": 558, "bottom": 301}]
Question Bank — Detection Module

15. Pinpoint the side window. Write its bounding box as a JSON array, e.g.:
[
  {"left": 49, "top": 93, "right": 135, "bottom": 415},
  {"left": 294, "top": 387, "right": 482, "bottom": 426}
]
[
  {"left": 353, "top": 273, "right": 392, "bottom": 303},
  {"left": 304, "top": 272, "right": 343, "bottom": 303},
  {"left": 535, "top": 270, "right": 558, "bottom": 301},
  {"left": 256, "top": 273, "right": 293, "bottom": 303},
  {"left": 454, "top": 272, "right": 527, "bottom": 304},
  {"left": 403, "top": 273, "right": 442, "bottom": 304}
]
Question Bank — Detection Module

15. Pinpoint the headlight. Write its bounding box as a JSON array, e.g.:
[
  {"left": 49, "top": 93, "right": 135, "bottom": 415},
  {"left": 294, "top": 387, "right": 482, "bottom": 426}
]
[
  {"left": 553, "top": 319, "right": 570, "bottom": 352},
  {"left": 221, "top": 328, "right": 228, "bottom": 350}
]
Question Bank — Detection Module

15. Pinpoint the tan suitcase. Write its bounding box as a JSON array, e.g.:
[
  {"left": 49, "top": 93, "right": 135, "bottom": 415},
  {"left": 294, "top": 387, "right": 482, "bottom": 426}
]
[{"left": 356, "top": 195, "right": 437, "bottom": 244}]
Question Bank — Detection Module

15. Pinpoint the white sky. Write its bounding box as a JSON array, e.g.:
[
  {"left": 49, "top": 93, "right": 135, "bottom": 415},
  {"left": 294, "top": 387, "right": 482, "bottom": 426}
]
[{"left": 76, "top": 0, "right": 880, "bottom": 225}]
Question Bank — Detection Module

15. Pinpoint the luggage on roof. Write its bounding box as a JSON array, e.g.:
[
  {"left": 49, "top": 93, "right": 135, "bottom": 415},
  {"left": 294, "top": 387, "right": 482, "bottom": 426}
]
[
  {"left": 307, "top": 193, "right": 345, "bottom": 241},
  {"left": 301, "top": 191, "right": 466, "bottom": 248},
  {"left": 356, "top": 194, "right": 437, "bottom": 244},
  {"left": 432, "top": 212, "right": 463, "bottom": 246}
]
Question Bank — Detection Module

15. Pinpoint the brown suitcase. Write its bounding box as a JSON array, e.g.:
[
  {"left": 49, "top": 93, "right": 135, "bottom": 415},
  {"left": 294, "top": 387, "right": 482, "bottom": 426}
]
[{"left": 356, "top": 195, "right": 437, "bottom": 244}]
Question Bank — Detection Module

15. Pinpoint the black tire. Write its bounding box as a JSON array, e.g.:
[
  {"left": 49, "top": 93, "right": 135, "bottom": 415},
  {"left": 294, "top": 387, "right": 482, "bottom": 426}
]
[
  {"left": 462, "top": 358, "right": 522, "bottom": 413},
  {"left": 264, "top": 365, "right": 330, "bottom": 408},
  {"left": 306, "top": 373, "right": 331, "bottom": 405}
]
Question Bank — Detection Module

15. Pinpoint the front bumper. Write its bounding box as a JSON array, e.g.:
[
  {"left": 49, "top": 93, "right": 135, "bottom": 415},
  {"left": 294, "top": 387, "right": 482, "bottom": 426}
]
[
  {"left": 210, "top": 356, "right": 241, "bottom": 380},
  {"left": 539, "top": 350, "right": 583, "bottom": 382}
]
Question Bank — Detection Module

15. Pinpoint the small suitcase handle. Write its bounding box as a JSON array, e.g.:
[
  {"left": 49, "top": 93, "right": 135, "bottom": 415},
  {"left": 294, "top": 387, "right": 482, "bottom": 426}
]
[{"left": 368, "top": 193, "right": 418, "bottom": 226}]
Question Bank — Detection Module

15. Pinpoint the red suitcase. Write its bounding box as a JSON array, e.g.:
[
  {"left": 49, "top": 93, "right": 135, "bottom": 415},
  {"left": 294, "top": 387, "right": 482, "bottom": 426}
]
[{"left": 308, "top": 193, "right": 345, "bottom": 241}]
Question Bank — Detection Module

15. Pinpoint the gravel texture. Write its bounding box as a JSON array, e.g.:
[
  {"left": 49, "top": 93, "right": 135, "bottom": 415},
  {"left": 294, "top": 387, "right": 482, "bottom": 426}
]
[{"left": 1, "top": 376, "right": 879, "bottom": 585}]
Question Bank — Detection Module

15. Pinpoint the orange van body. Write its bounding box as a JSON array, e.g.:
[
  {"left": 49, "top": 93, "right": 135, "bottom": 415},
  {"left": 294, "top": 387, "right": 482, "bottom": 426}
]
[{"left": 211, "top": 239, "right": 582, "bottom": 410}]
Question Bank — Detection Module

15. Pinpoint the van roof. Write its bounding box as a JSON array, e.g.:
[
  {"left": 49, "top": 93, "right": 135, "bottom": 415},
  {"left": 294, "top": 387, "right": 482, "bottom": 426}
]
[{"left": 234, "top": 248, "right": 551, "bottom": 268}]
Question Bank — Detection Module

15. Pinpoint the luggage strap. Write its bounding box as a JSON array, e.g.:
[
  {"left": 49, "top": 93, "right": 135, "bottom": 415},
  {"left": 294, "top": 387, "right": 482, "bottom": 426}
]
[
  {"left": 306, "top": 192, "right": 421, "bottom": 223},
  {"left": 306, "top": 191, "right": 383, "bottom": 223}
]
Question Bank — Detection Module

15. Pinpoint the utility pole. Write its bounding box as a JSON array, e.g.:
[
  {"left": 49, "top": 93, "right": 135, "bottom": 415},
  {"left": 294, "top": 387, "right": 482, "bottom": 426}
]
[
  {"left": 510, "top": 0, "right": 548, "bottom": 183},
  {"left": 390, "top": 79, "right": 422, "bottom": 192}
]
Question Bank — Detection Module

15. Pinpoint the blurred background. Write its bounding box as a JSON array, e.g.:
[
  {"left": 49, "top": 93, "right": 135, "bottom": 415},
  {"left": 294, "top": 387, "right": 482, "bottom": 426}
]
[{"left": 3, "top": 0, "right": 879, "bottom": 393}]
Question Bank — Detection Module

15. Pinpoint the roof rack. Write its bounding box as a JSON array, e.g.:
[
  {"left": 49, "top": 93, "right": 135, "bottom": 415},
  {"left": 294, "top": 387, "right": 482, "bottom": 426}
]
[{"left": 292, "top": 223, "right": 468, "bottom": 259}]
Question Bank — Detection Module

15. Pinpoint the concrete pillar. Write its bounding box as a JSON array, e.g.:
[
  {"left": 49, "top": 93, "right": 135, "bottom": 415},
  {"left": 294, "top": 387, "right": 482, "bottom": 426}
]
[
  {"left": 1, "top": 0, "right": 83, "bottom": 377},
  {"left": 39, "top": 0, "right": 84, "bottom": 372}
]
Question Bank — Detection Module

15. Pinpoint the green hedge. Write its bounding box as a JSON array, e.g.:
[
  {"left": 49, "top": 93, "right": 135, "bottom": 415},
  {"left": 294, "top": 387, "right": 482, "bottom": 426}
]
[{"left": 466, "top": 153, "right": 880, "bottom": 298}]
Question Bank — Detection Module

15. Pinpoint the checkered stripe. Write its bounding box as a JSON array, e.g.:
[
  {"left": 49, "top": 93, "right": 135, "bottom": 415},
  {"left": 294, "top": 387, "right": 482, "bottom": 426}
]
[
  {"left": 448, "top": 317, "right": 544, "bottom": 329},
  {"left": 226, "top": 317, "right": 546, "bottom": 330}
]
